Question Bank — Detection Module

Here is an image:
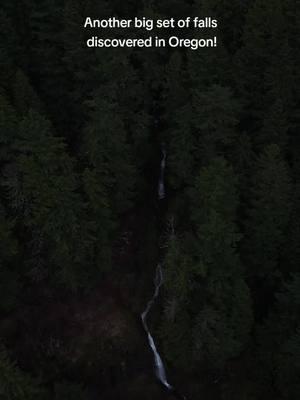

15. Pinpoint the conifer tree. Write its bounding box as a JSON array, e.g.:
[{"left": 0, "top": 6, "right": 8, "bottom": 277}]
[
  {"left": 0, "top": 205, "right": 18, "bottom": 311},
  {"left": 257, "top": 274, "right": 300, "bottom": 400},
  {"left": 161, "top": 158, "right": 252, "bottom": 370},
  {"left": 243, "top": 144, "right": 292, "bottom": 283},
  {"left": 160, "top": 231, "right": 192, "bottom": 369},
  {"left": 188, "top": 158, "right": 252, "bottom": 368},
  {"left": 236, "top": 0, "right": 294, "bottom": 150},
  {"left": 12, "top": 70, "right": 42, "bottom": 116},
  {"left": 164, "top": 52, "right": 195, "bottom": 189},
  {"left": 0, "top": 94, "right": 18, "bottom": 162},
  {"left": 83, "top": 52, "right": 148, "bottom": 214},
  {"left": 0, "top": 347, "right": 43, "bottom": 400},
  {"left": 3, "top": 110, "right": 90, "bottom": 288}
]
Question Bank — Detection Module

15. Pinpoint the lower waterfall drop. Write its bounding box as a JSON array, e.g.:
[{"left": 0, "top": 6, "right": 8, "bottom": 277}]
[{"left": 141, "top": 264, "right": 172, "bottom": 390}]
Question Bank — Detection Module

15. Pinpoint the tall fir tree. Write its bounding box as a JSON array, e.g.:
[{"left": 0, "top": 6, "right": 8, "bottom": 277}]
[{"left": 243, "top": 144, "right": 292, "bottom": 284}]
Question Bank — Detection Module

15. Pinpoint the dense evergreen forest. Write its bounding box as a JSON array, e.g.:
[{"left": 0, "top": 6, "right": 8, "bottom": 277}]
[{"left": 0, "top": 0, "right": 299, "bottom": 399}]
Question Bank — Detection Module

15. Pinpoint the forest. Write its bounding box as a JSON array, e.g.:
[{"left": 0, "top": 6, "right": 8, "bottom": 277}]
[{"left": 0, "top": 0, "right": 299, "bottom": 399}]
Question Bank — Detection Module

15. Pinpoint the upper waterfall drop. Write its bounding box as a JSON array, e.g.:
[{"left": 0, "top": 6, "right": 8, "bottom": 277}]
[{"left": 158, "top": 147, "right": 167, "bottom": 200}]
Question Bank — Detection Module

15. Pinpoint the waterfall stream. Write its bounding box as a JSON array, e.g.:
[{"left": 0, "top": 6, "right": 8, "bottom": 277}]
[
  {"left": 141, "top": 146, "right": 186, "bottom": 400},
  {"left": 158, "top": 147, "right": 166, "bottom": 200},
  {"left": 141, "top": 148, "right": 173, "bottom": 391},
  {"left": 141, "top": 148, "right": 187, "bottom": 399},
  {"left": 141, "top": 264, "right": 172, "bottom": 390}
]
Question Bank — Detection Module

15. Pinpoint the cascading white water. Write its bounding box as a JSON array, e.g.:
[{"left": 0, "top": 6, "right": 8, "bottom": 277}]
[
  {"left": 141, "top": 147, "right": 188, "bottom": 398},
  {"left": 158, "top": 148, "right": 166, "bottom": 200},
  {"left": 141, "top": 147, "right": 173, "bottom": 390},
  {"left": 141, "top": 264, "right": 173, "bottom": 390}
]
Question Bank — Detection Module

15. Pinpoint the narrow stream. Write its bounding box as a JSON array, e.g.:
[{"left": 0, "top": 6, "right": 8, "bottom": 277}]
[
  {"left": 158, "top": 145, "right": 166, "bottom": 200},
  {"left": 141, "top": 147, "right": 188, "bottom": 399},
  {"left": 141, "top": 264, "right": 172, "bottom": 390},
  {"left": 141, "top": 147, "right": 173, "bottom": 391}
]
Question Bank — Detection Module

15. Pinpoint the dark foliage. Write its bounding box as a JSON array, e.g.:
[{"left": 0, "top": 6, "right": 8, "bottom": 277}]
[{"left": 0, "top": 1, "right": 299, "bottom": 399}]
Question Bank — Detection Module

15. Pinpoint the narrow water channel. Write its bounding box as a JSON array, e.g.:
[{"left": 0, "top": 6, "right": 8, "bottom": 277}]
[{"left": 140, "top": 148, "right": 186, "bottom": 399}]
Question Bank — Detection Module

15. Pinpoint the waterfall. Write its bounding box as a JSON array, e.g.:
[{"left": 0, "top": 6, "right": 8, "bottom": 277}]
[
  {"left": 141, "top": 146, "right": 173, "bottom": 390},
  {"left": 141, "top": 147, "right": 187, "bottom": 399},
  {"left": 141, "top": 147, "right": 173, "bottom": 390},
  {"left": 141, "top": 264, "right": 173, "bottom": 390},
  {"left": 158, "top": 147, "right": 166, "bottom": 200}
]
